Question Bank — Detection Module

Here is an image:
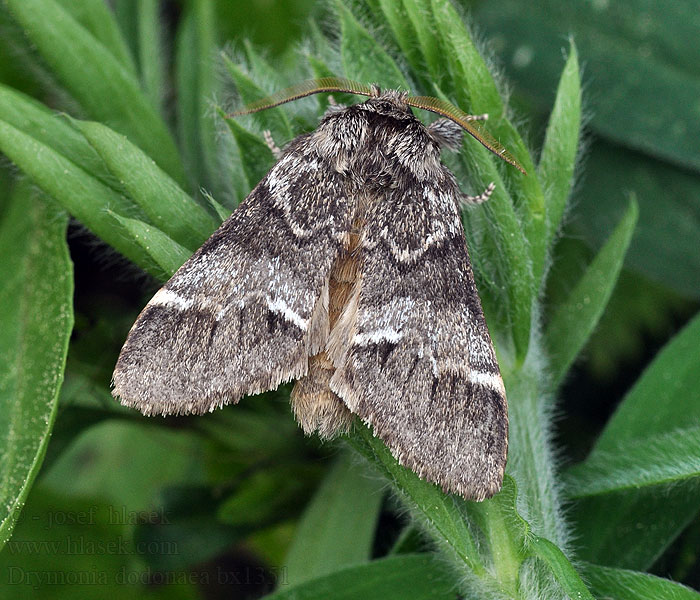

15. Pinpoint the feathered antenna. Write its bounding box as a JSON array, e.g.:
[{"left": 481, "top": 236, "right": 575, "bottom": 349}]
[
  {"left": 407, "top": 96, "right": 526, "bottom": 174},
  {"left": 228, "top": 78, "right": 376, "bottom": 116},
  {"left": 228, "top": 79, "right": 525, "bottom": 174}
]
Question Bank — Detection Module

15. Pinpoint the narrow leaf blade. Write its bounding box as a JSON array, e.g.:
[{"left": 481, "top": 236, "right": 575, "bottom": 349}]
[
  {"left": 5, "top": 0, "right": 186, "bottom": 187},
  {"left": 376, "top": 0, "right": 426, "bottom": 87},
  {"left": 110, "top": 214, "right": 191, "bottom": 279},
  {"left": 224, "top": 118, "right": 276, "bottom": 188},
  {"left": 347, "top": 426, "right": 484, "bottom": 575},
  {"left": 596, "top": 309, "right": 700, "bottom": 450},
  {"left": 0, "top": 118, "right": 159, "bottom": 276},
  {"left": 0, "top": 184, "right": 73, "bottom": 549},
  {"left": 528, "top": 537, "right": 595, "bottom": 600},
  {"left": 401, "top": 0, "right": 440, "bottom": 83},
  {"left": 73, "top": 118, "right": 218, "bottom": 250},
  {"left": 265, "top": 554, "right": 456, "bottom": 600},
  {"left": 475, "top": 1, "right": 700, "bottom": 172},
  {"left": 57, "top": 0, "right": 136, "bottom": 74},
  {"left": 174, "top": 0, "right": 219, "bottom": 193},
  {"left": 546, "top": 198, "right": 639, "bottom": 385},
  {"left": 338, "top": 2, "right": 410, "bottom": 91},
  {"left": 565, "top": 426, "right": 700, "bottom": 498},
  {"left": 136, "top": 0, "right": 167, "bottom": 115},
  {"left": 582, "top": 562, "right": 700, "bottom": 600},
  {"left": 223, "top": 56, "right": 293, "bottom": 141},
  {"left": 569, "top": 310, "right": 700, "bottom": 569},
  {"left": 284, "top": 452, "right": 384, "bottom": 585},
  {"left": 539, "top": 40, "right": 581, "bottom": 255},
  {"left": 0, "top": 84, "right": 123, "bottom": 193}
]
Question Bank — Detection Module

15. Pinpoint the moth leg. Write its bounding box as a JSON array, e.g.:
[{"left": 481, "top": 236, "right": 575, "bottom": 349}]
[
  {"left": 263, "top": 130, "right": 283, "bottom": 159},
  {"left": 427, "top": 118, "right": 464, "bottom": 150},
  {"left": 428, "top": 114, "right": 489, "bottom": 151},
  {"left": 460, "top": 182, "right": 496, "bottom": 207}
]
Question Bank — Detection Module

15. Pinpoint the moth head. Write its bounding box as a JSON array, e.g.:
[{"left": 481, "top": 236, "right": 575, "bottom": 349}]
[
  {"left": 228, "top": 77, "right": 526, "bottom": 174},
  {"left": 359, "top": 90, "right": 414, "bottom": 121}
]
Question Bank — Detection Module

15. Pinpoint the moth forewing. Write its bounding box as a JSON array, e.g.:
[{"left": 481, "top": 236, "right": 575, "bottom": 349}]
[{"left": 112, "top": 79, "right": 512, "bottom": 501}]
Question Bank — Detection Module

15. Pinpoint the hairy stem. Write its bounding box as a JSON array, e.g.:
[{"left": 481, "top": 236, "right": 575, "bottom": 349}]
[{"left": 504, "top": 332, "right": 568, "bottom": 549}]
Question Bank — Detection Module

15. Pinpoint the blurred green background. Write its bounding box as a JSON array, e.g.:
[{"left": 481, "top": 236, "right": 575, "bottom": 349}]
[{"left": 0, "top": 0, "right": 698, "bottom": 598}]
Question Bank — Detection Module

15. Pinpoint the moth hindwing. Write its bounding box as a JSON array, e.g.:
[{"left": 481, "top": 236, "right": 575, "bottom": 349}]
[{"left": 112, "top": 79, "right": 514, "bottom": 501}]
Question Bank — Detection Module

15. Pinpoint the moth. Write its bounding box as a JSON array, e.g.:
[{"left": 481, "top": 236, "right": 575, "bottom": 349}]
[{"left": 112, "top": 78, "right": 525, "bottom": 501}]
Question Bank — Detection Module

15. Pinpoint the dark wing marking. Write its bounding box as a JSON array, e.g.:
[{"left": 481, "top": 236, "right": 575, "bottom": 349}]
[
  {"left": 331, "top": 174, "right": 507, "bottom": 500},
  {"left": 113, "top": 135, "right": 353, "bottom": 416}
]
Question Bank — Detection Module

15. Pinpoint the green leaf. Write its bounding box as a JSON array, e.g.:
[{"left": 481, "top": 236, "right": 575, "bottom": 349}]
[
  {"left": 174, "top": 0, "right": 218, "bottom": 194},
  {"left": 388, "top": 524, "right": 423, "bottom": 555},
  {"left": 546, "top": 198, "right": 638, "bottom": 386},
  {"left": 112, "top": 0, "right": 140, "bottom": 64},
  {"left": 452, "top": 142, "right": 533, "bottom": 361},
  {"left": 56, "top": 0, "right": 136, "bottom": 74},
  {"left": 5, "top": 0, "right": 186, "bottom": 188},
  {"left": 475, "top": 1, "right": 700, "bottom": 173},
  {"left": 218, "top": 474, "right": 318, "bottom": 545},
  {"left": 223, "top": 56, "right": 293, "bottom": 141},
  {"left": 265, "top": 554, "right": 456, "bottom": 600},
  {"left": 429, "top": 0, "right": 541, "bottom": 359},
  {"left": 0, "top": 487, "right": 173, "bottom": 599},
  {"left": 338, "top": 2, "right": 409, "bottom": 90},
  {"left": 580, "top": 265, "right": 691, "bottom": 380},
  {"left": 429, "top": 0, "right": 501, "bottom": 114},
  {"left": 430, "top": 1, "right": 554, "bottom": 294},
  {"left": 0, "top": 183, "right": 73, "bottom": 549},
  {"left": 347, "top": 425, "right": 485, "bottom": 576},
  {"left": 40, "top": 403, "right": 113, "bottom": 474},
  {"left": 109, "top": 213, "right": 191, "bottom": 279},
  {"left": 306, "top": 20, "right": 339, "bottom": 75},
  {"left": 572, "top": 486, "right": 700, "bottom": 572},
  {"left": 376, "top": 0, "right": 427, "bottom": 87},
  {"left": 243, "top": 39, "right": 289, "bottom": 89},
  {"left": 41, "top": 420, "right": 206, "bottom": 513},
  {"left": 596, "top": 311, "right": 700, "bottom": 449},
  {"left": 136, "top": 0, "right": 166, "bottom": 115},
  {"left": 217, "top": 464, "right": 318, "bottom": 527},
  {"left": 202, "top": 190, "right": 231, "bottom": 223},
  {"left": 582, "top": 562, "right": 700, "bottom": 600},
  {"left": 0, "top": 84, "right": 125, "bottom": 192},
  {"left": 401, "top": 0, "right": 440, "bottom": 84},
  {"left": 224, "top": 117, "right": 276, "bottom": 189},
  {"left": 538, "top": 40, "right": 581, "bottom": 258},
  {"left": 306, "top": 53, "right": 336, "bottom": 86},
  {"left": 528, "top": 537, "right": 595, "bottom": 600},
  {"left": 565, "top": 426, "right": 700, "bottom": 498},
  {"left": 0, "top": 117, "right": 159, "bottom": 276},
  {"left": 570, "top": 310, "right": 700, "bottom": 569},
  {"left": 576, "top": 142, "right": 700, "bottom": 299},
  {"left": 72, "top": 118, "right": 218, "bottom": 250},
  {"left": 195, "top": 402, "right": 302, "bottom": 462},
  {"left": 474, "top": 2, "right": 700, "bottom": 299},
  {"left": 470, "top": 476, "right": 594, "bottom": 599},
  {"left": 134, "top": 484, "right": 241, "bottom": 571},
  {"left": 430, "top": 0, "right": 537, "bottom": 183},
  {"left": 284, "top": 452, "right": 384, "bottom": 585},
  {"left": 469, "top": 166, "right": 534, "bottom": 361}
]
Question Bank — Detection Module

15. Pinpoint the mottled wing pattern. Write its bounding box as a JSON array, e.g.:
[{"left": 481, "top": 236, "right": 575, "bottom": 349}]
[
  {"left": 113, "top": 135, "right": 353, "bottom": 416},
  {"left": 331, "top": 174, "right": 507, "bottom": 500}
]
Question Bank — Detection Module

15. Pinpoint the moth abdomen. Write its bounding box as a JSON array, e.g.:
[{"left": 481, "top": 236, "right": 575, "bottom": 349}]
[{"left": 290, "top": 213, "right": 365, "bottom": 438}]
